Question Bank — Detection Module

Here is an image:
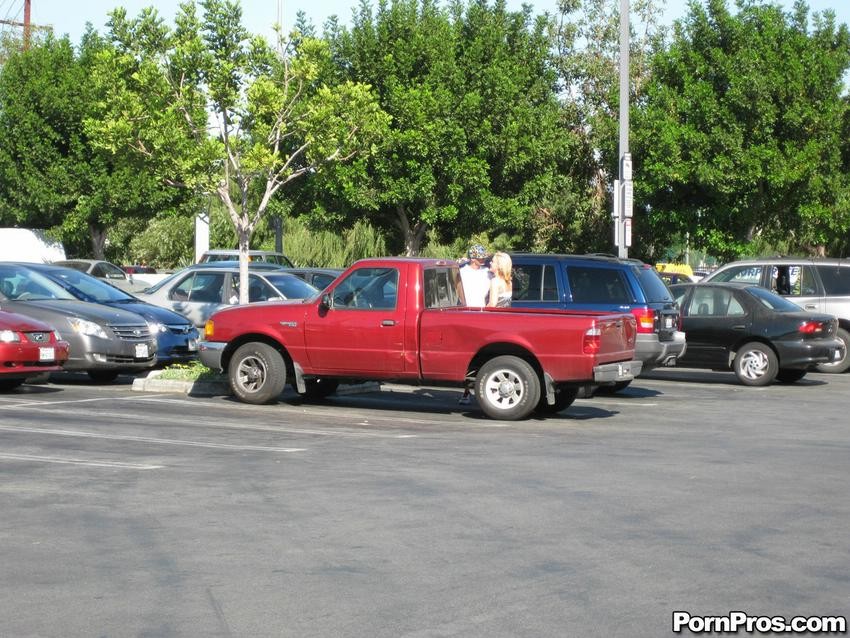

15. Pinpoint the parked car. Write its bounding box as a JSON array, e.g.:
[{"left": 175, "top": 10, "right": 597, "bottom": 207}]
[
  {"left": 703, "top": 257, "right": 850, "bottom": 373},
  {"left": 24, "top": 263, "right": 199, "bottom": 365},
  {"left": 0, "top": 308, "right": 70, "bottom": 391},
  {"left": 136, "top": 263, "right": 319, "bottom": 328},
  {"left": 54, "top": 259, "right": 146, "bottom": 293},
  {"left": 198, "top": 249, "right": 294, "bottom": 267},
  {"left": 669, "top": 282, "right": 844, "bottom": 386},
  {"left": 285, "top": 268, "right": 343, "bottom": 291},
  {"left": 509, "top": 253, "right": 687, "bottom": 392},
  {"left": 122, "top": 264, "right": 157, "bottom": 275},
  {"left": 0, "top": 263, "right": 158, "bottom": 381}
]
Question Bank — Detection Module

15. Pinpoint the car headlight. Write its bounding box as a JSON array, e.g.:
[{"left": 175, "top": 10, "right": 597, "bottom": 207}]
[
  {"left": 0, "top": 329, "right": 21, "bottom": 343},
  {"left": 68, "top": 318, "right": 109, "bottom": 339},
  {"left": 148, "top": 321, "right": 166, "bottom": 334}
]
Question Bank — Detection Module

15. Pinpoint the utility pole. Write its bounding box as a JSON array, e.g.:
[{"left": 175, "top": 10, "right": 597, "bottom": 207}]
[
  {"left": 1, "top": 0, "right": 47, "bottom": 51},
  {"left": 612, "top": 0, "right": 633, "bottom": 258}
]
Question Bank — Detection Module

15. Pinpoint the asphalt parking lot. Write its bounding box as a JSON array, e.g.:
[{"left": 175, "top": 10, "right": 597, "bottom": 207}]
[{"left": 1, "top": 369, "right": 848, "bottom": 637}]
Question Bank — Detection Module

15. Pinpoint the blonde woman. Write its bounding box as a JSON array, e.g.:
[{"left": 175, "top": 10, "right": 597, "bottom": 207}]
[{"left": 487, "top": 252, "right": 512, "bottom": 307}]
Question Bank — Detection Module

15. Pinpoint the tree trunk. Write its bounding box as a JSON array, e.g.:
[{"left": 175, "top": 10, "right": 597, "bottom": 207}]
[
  {"left": 395, "top": 205, "right": 428, "bottom": 256},
  {"left": 89, "top": 223, "right": 108, "bottom": 260}
]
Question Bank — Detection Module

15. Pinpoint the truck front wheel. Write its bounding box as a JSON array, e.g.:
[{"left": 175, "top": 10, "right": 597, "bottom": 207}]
[
  {"left": 475, "top": 355, "right": 540, "bottom": 421},
  {"left": 229, "top": 342, "right": 286, "bottom": 404}
]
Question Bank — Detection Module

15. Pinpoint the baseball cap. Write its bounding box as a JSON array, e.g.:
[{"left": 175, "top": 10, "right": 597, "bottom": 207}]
[{"left": 467, "top": 244, "right": 490, "bottom": 260}]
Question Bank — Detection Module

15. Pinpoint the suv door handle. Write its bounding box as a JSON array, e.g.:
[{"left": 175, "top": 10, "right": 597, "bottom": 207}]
[{"left": 381, "top": 320, "right": 396, "bottom": 327}]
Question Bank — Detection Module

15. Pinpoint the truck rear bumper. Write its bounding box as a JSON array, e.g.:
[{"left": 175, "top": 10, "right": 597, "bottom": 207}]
[{"left": 593, "top": 360, "right": 643, "bottom": 383}]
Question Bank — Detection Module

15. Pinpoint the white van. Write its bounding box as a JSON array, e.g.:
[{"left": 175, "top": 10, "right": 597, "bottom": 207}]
[{"left": 0, "top": 228, "right": 66, "bottom": 263}]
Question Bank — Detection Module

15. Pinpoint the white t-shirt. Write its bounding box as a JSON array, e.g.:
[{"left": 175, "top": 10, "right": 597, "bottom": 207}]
[{"left": 460, "top": 264, "right": 491, "bottom": 306}]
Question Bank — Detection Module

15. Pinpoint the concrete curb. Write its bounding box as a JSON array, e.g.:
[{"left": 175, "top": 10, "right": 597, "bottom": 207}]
[{"left": 132, "top": 370, "right": 380, "bottom": 397}]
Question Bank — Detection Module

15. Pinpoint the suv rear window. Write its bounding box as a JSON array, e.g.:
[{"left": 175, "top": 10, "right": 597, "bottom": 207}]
[
  {"left": 816, "top": 265, "right": 850, "bottom": 295},
  {"left": 635, "top": 265, "right": 674, "bottom": 303}
]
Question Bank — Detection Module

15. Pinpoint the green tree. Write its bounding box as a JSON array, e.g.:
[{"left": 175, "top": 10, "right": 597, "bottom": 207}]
[
  {"left": 311, "top": 0, "right": 568, "bottom": 255},
  {"left": 87, "top": 0, "right": 388, "bottom": 303},
  {"left": 634, "top": 0, "right": 850, "bottom": 260},
  {"left": 550, "top": 0, "right": 666, "bottom": 257},
  {"left": 0, "top": 32, "right": 191, "bottom": 256}
]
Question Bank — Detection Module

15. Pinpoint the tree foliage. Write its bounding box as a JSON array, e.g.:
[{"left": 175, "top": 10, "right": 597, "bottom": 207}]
[
  {"left": 310, "top": 0, "right": 571, "bottom": 255},
  {"left": 0, "top": 33, "right": 190, "bottom": 257},
  {"left": 634, "top": 0, "right": 850, "bottom": 260},
  {"left": 86, "top": 0, "right": 388, "bottom": 302}
]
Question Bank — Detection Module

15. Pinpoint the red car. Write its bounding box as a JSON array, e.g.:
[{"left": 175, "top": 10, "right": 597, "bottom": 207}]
[{"left": 0, "top": 309, "right": 70, "bottom": 391}]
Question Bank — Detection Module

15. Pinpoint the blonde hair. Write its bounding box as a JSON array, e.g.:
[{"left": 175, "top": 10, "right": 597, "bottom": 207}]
[{"left": 490, "top": 252, "right": 512, "bottom": 284}]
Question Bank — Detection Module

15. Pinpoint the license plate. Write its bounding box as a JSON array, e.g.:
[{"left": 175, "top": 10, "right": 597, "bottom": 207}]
[
  {"left": 39, "top": 347, "right": 55, "bottom": 362},
  {"left": 135, "top": 343, "right": 149, "bottom": 358},
  {"left": 188, "top": 339, "right": 198, "bottom": 352},
  {"left": 665, "top": 317, "right": 673, "bottom": 328}
]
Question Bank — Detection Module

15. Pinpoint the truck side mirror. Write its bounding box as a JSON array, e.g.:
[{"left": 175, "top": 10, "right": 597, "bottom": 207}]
[{"left": 320, "top": 293, "right": 333, "bottom": 310}]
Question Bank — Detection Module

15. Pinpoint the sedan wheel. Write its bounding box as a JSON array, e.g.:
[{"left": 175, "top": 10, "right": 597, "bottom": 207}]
[
  {"left": 229, "top": 342, "right": 286, "bottom": 404},
  {"left": 475, "top": 355, "right": 540, "bottom": 420},
  {"left": 733, "top": 342, "right": 778, "bottom": 386}
]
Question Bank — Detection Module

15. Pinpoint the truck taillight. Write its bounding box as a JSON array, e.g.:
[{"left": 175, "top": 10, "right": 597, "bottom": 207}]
[
  {"left": 583, "top": 326, "right": 601, "bottom": 354},
  {"left": 630, "top": 307, "right": 656, "bottom": 333}
]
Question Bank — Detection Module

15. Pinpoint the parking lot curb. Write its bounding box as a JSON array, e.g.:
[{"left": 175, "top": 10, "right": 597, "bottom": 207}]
[{"left": 131, "top": 371, "right": 380, "bottom": 397}]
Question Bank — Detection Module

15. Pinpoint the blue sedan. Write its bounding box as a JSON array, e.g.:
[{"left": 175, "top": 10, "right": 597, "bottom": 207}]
[{"left": 25, "top": 263, "right": 199, "bottom": 365}]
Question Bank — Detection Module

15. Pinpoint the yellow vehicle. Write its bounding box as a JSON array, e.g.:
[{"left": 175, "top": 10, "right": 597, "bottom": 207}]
[{"left": 655, "top": 263, "right": 695, "bottom": 277}]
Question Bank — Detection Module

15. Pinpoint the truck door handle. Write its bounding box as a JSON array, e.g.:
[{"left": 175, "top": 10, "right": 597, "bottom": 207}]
[
  {"left": 804, "top": 304, "right": 818, "bottom": 310},
  {"left": 381, "top": 320, "right": 396, "bottom": 327}
]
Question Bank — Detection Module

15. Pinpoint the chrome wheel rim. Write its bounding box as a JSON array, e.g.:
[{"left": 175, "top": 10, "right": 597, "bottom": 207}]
[
  {"left": 739, "top": 349, "right": 769, "bottom": 381},
  {"left": 236, "top": 355, "right": 267, "bottom": 392},
  {"left": 483, "top": 368, "right": 525, "bottom": 410}
]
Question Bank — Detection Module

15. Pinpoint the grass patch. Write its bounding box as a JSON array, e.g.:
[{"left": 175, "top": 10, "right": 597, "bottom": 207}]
[{"left": 157, "top": 361, "right": 224, "bottom": 382}]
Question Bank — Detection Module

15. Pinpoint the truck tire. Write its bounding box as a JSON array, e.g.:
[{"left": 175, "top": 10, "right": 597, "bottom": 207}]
[
  {"left": 733, "top": 342, "right": 778, "bottom": 386},
  {"left": 535, "top": 386, "right": 578, "bottom": 414},
  {"left": 815, "top": 327, "right": 850, "bottom": 374},
  {"left": 229, "top": 342, "right": 286, "bottom": 404},
  {"left": 475, "top": 355, "right": 540, "bottom": 420},
  {"left": 298, "top": 378, "right": 340, "bottom": 401}
]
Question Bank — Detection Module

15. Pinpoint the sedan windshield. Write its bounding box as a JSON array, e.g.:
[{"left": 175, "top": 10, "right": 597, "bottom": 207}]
[
  {"left": 40, "top": 268, "right": 134, "bottom": 303},
  {"left": 0, "top": 266, "right": 77, "bottom": 301}
]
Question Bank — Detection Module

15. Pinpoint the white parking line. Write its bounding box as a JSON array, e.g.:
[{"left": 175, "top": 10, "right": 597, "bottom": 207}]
[
  {"left": 0, "top": 424, "right": 305, "bottom": 453},
  {"left": 0, "top": 452, "right": 163, "bottom": 469}
]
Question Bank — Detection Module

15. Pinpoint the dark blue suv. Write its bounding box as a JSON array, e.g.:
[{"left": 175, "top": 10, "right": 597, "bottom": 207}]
[{"left": 510, "top": 253, "right": 686, "bottom": 390}]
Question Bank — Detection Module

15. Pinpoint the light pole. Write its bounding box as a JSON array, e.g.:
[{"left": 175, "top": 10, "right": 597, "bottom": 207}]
[{"left": 612, "top": 0, "right": 632, "bottom": 258}]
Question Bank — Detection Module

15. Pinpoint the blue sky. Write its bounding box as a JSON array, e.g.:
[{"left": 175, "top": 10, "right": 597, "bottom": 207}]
[{"left": 19, "top": 0, "right": 850, "bottom": 44}]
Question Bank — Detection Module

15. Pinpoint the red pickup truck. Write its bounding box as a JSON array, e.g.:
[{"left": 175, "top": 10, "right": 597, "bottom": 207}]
[{"left": 198, "top": 258, "right": 641, "bottom": 420}]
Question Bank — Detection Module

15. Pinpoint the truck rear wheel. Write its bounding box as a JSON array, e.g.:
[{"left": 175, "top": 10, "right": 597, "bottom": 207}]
[
  {"left": 229, "top": 342, "right": 286, "bottom": 404},
  {"left": 475, "top": 355, "right": 540, "bottom": 420}
]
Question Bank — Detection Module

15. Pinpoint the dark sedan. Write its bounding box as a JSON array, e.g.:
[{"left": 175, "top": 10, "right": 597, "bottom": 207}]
[
  {"left": 25, "top": 263, "right": 199, "bottom": 365},
  {"left": 669, "top": 282, "right": 845, "bottom": 386}
]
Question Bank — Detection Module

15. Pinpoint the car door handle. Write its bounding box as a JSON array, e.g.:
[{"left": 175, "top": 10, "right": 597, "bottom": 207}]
[
  {"left": 804, "top": 304, "right": 818, "bottom": 310},
  {"left": 381, "top": 320, "right": 396, "bottom": 327},
  {"left": 732, "top": 325, "right": 746, "bottom": 330}
]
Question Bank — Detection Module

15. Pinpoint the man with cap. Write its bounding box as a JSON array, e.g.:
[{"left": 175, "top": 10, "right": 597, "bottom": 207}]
[{"left": 459, "top": 244, "right": 492, "bottom": 307}]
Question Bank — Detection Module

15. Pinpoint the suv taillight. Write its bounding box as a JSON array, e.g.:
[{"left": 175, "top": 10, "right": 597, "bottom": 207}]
[
  {"left": 630, "top": 307, "right": 656, "bottom": 334},
  {"left": 583, "top": 326, "right": 601, "bottom": 354}
]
